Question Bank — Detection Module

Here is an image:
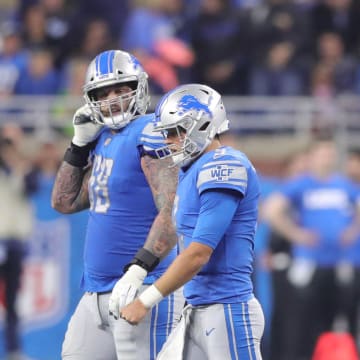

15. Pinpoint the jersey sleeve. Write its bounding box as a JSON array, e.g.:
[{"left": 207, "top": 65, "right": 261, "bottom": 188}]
[
  {"left": 196, "top": 157, "right": 248, "bottom": 196},
  {"left": 192, "top": 189, "right": 240, "bottom": 249},
  {"left": 137, "top": 117, "right": 166, "bottom": 157}
]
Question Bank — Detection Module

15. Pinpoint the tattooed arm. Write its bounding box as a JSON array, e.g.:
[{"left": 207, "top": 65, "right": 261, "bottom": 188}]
[
  {"left": 51, "top": 162, "right": 92, "bottom": 214},
  {"left": 108, "top": 154, "right": 179, "bottom": 319},
  {"left": 141, "top": 155, "right": 178, "bottom": 259}
]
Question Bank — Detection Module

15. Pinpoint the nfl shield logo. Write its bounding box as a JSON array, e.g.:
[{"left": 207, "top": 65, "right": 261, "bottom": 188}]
[{"left": 17, "top": 218, "right": 70, "bottom": 330}]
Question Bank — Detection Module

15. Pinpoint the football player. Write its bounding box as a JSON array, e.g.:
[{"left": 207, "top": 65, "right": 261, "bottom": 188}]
[
  {"left": 52, "top": 50, "right": 184, "bottom": 360},
  {"left": 120, "top": 84, "right": 265, "bottom": 359}
]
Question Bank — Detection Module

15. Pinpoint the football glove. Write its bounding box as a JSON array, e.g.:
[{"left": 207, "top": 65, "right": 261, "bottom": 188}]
[
  {"left": 72, "top": 104, "right": 103, "bottom": 147},
  {"left": 109, "top": 264, "right": 147, "bottom": 319}
]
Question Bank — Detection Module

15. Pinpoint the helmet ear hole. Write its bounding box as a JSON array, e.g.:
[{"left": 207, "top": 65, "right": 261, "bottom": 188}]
[
  {"left": 199, "top": 122, "right": 210, "bottom": 131},
  {"left": 88, "top": 89, "right": 97, "bottom": 101},
  {"left": 178, "top": 125, "right": 187, "bottom": 133},
  {"left": 126, "top": 81, "right": 138, "bottom": 91}
]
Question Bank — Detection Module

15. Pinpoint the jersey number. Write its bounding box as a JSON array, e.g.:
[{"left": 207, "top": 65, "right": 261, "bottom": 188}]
[{"left": 89, "top": 155, "right": 114, "bottom": 213}]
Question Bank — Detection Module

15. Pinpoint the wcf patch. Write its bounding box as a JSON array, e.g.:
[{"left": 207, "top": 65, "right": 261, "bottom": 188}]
[{"left": 210, "top": 165, "right": 234, "bottom": 181}]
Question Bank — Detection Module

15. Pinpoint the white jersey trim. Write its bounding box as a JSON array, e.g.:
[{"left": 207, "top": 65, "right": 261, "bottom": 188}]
[{"left": 197, "top": 164, "right": 248, "bottom": 189}]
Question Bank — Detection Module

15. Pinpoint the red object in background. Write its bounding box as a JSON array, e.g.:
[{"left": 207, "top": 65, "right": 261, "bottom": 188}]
[
  {"left": 141, "top": 56, "right": 178, "bottom": 92},
  {"left": 312, "top": 332, "right": 359, "bottom": 360},
  {"left": 135, "top": 38, "right": 194, "bottom": 93},
  {"left": 154, "top": 38, "right": 194, "bottom": 67}
]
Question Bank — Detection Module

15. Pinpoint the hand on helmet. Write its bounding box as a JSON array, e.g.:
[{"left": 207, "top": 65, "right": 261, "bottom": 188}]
[
  {"left": 72, "top": 104, "right": 103, "bottom": 147},
  {"left": 109, "top": 265, "right": 147, "bottom": 319}
]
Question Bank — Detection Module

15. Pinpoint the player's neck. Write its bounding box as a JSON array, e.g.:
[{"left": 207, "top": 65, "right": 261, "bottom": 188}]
[{"left": 205, "top": 139, "right": 222, "bottom": 154}]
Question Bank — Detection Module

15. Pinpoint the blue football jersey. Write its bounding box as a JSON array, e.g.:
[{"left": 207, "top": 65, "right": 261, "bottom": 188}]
[
  {"left": 175, "top": 146, "right": 260, "bottom": 305},
  {"left": 281, "top": 173, "right": 359, "bottom": 266},
  {"left": 82, "top": 114, "right": 177, "bottom": 292}
]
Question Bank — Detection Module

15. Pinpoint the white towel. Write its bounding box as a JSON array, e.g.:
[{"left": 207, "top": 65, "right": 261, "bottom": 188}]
[{"left": 157, "top": 304, "right": 192, "bottom": 360}]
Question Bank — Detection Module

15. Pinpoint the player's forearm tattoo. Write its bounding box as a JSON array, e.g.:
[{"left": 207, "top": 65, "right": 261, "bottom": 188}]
[
  {"left": 51, "top": 162, "right": 91, "bottom": 213},
  {"left": 141, "top": 155, "right": 179, "bottom": 258},
  {"left": 142, "top": 156, "right": 177, "bottom": 211}
]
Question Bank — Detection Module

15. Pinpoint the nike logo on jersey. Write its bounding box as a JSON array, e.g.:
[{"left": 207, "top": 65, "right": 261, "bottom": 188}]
[{"left": 205, "top": 328, "right": 215, "bottom": 336}]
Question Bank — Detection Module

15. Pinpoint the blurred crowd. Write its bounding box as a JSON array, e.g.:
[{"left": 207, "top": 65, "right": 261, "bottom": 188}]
[
  {"left": 2, "top": 0, "right": 360, "bottom": 97},
  {"left": 0, "top": 123, "right": 62, "bottom": 360}
]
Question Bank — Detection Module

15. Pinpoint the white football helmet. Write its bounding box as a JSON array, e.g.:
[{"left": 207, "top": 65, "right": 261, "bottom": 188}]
[
  {"left": 83, "top": 50, "right": 150, "bottom": 129},
  {"left": 154, "top": 83, "right": 229, "bottom": 167}
]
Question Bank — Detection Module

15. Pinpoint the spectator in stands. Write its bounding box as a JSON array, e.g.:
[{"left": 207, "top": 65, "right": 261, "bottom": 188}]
[
  {"left": 313, "top": 32, "right": 357, "bottom": 95},
  {"left": 310, "top": 0, "right": 360, "bottom": 56},
  {"left": 39, "top": 0, "right": 72, "bottom": 68},
  {"left": 308, "top": 32, "right": 357, "bottom": 131},
  {"left": 310, "top": 62, "right": 335, "bottom": 98},
  {"left": 28, "top": 134, "right": 62, "bottom": 222},
  {"left": 40, "top": 0, "right": 70, "bottom": 48},
  {"left": 248, "top": 40, "right": 306, "bottom": 95},
  {"left": 13, "top": 0, "right": 72, "bottom": 70},
  {"left": 13, "top": 0, "right": 37, "bottom": 19},
  {"left": 70, "top": 0, "right": 129, "bottom": 41},
  {"left": 0, "top": 124, "right": 34, "bottom": 360},
  {"left": 264, "top": 135, "right": 360, "bottom": 360},
  {"left": 247, "top": 0, "right": 313, "bottom": 95},
  {"left": 186, "top": 0, "right": 249, "bottom": 94},
  {"left": 309, "top": 63, "right": 340, "bottom": 131},
  {"left": 14, "top": 48, "right": 64, "bottom": 95},
  {"left": 75, "top": 19, "right": 114, "bottom": 61},
  {"left": 121, "top": 0, "right": 194, "bottom": 93},
  {"left": 248, "top": 0, "right": 312, "bottom": 65},
  {"left": 21, "top": 4, "right": 51, "bottom": 51},
  {"left": 0, "top": 22, "right": 29, "bottom": 97}
]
